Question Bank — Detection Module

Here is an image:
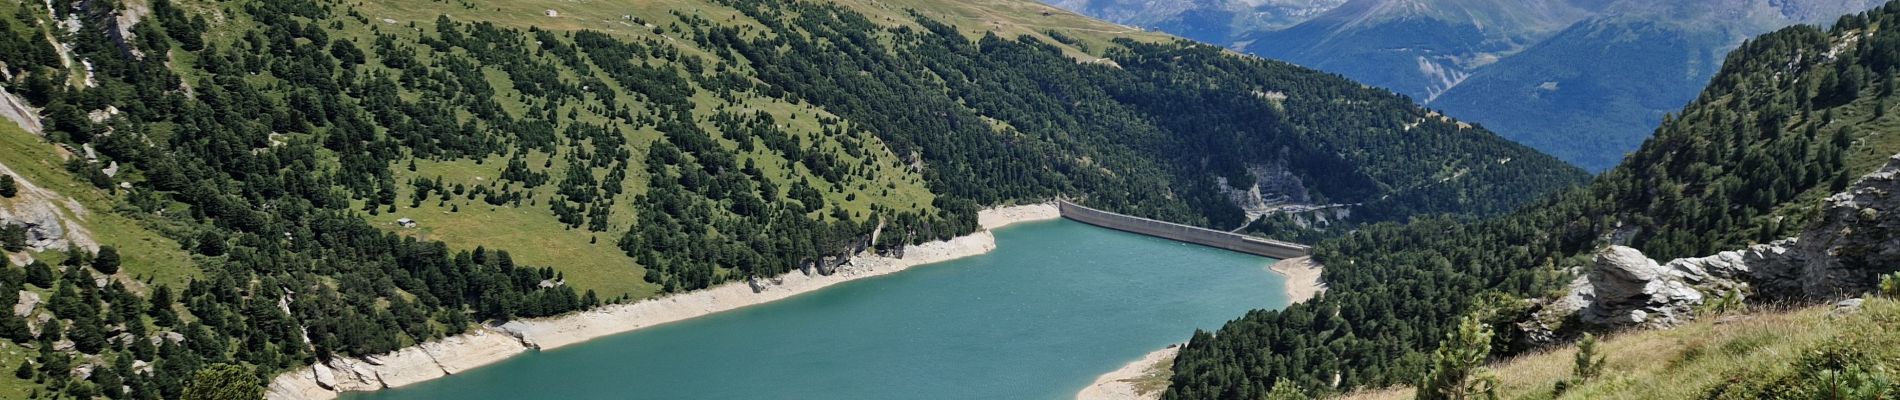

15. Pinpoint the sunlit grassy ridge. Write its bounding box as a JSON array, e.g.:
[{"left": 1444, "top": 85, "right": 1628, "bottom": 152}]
[{"left": 1344, "top": 297, "right": 1900, "bottom": 400}]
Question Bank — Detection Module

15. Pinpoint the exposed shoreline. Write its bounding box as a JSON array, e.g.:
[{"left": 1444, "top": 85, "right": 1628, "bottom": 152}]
[
  {"left": 1076, "top": 256, "right": 1325, "bottom": 399},
  {"left": 265, "top": 202, "right": 1062, "bottom": 400},
  {"left": 1076, "top": 345, "right": 1180, "bottom": 400},
  {"left": 1269, "top": 256, "right": 1326, "bottom": 304}
]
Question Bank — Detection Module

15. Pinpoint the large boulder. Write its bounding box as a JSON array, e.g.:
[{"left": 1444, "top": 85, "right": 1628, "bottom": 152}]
[
  {"left": 1575, "top": 246, "right": 1709, "bottom": 328},
  {"left": 1525, "top": 244, "right": 1752, "bottom": 338}
]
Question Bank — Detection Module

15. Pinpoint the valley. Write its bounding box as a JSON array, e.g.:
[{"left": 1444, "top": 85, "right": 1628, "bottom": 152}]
[{"left": 0, "top": 0, "right": 1897, "bottom": 398}]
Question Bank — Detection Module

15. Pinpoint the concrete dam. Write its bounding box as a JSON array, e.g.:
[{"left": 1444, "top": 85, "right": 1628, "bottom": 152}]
[{"left": 1057, "top": 200, "right": 1312, "bottom": 259}]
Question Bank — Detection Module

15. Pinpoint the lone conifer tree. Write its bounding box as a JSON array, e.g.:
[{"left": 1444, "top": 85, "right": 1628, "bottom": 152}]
[
  {"left": 0, "top": 174, "right": 16, "bottom": 198},
  {"left": 1417, "top": 315, "right": 1498, "bottom": 400},
  {"left": 93, "top": 245, "right": 121, "bottom": 274},
  {"left": 1265, "top": 379, "right": 1304, "bottom": 400},
  {"left": 1574, "top": 333, "right": 1607, "bottom": 381}
]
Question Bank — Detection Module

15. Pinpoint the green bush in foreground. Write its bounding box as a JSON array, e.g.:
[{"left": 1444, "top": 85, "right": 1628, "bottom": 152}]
[
  {"left": 1417, "top": 315, "right": 1499, "bottom": 400},
  {"left": 1880, "top": 272, "right": 1900, "bottom": 298}
]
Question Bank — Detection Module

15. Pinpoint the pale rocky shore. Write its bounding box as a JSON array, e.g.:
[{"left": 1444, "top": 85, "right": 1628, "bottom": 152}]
[
  {"left": 1076, "top": 345, "right": 1180, "bottom": 400},
  {"left": 265, "top": 203, "right": 1060, "bottom": 400},
  {"left": 1269, "top": 256, "right": 1326, "bottom": 303}
]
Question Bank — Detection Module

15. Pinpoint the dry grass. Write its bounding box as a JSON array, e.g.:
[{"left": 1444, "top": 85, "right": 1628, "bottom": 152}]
[{"left": 1341, "top": 298, "right": 1900, "bottom": 400}]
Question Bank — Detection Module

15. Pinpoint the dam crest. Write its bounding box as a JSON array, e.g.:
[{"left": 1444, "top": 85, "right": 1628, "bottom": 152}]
[{"left": 1057, "top": 200, "right": 1312, "bottom": 259}]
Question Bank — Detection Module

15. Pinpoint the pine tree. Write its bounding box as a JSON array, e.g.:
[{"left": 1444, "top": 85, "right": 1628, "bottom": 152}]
[
  {"left": 36, "top": 318, "right": 60, "bottom": 342},
  {"left": 0, "top": 174, "right": 15, "bottom": 198},
  {"left": 1417, "top": 315, "right": 1499, "bottom": 400},
  {"left": 24, "top": 260, "right": 53, "bottom": 288},
  {"left": 1265, "top": 379, "right": 1304, "bottom": 400},
  {"left": 0, "top": 224, "right": 24, "bottom": 252},
  {"left": 194, "top": 231, "right": 226, "bottom": 256},
  {"left": 0, "top": 312, "right": 29, "bottom": 342},
  {"left": 69, "top": 313, "right": 108, "bottom": 354},
  {"left": 1573, "top": 333, "right": 1607, "bottom": 381},
  {"left": 92, "top": 245, "right": 121, "bottom": 274}
]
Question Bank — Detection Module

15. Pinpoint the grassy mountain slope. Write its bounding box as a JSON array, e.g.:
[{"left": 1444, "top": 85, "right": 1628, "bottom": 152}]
[
  {"left": 0, "top": 0, "right": 1586, "bottom": 396},
  {"left": 1166, "top": 2, "right": 1900, "bottom": 398},
  {"left": 0, "top": 122, "right": 196, "bottom": 288},
  {"left": 1343, "top": 297, "right": 1900, "bottom": 400}
]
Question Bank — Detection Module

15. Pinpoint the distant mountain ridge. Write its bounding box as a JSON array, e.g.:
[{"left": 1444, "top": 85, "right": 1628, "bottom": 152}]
[
  {"left": 1044, "top": 0, "right": 1344, "bottom": 43},
  {"left": 1047, "top": 0, "right": 1883, "bottom": 171},
  {"left": 1237, "top": 0, "right": 1598, "bottom": 102}
]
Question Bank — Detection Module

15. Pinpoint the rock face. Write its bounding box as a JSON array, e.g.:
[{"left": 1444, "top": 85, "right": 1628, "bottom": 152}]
[
  {"left": 0, "top": 87, "right": 41, "bottom": 134},
  {"left": 1765, "top": 154, "right": 1900, "bottom": 297},
  {"left": 1569, "top": 246, "right": 1718, "bottom": 329},
  {"left": 0, "top": 161, "right": 98, "bottom": 253},
  {"left": 1214, "top": 162, "right": 1312, "bottom": 224},
  {"left": 1666, "top": 153, "right": 1900, "bottom": 299},
  {"left": 264, "top": 327, "right": 531, "bottom": 400},
  {"left": 13, "top": 290, "right": 39, "bottom": 317}
]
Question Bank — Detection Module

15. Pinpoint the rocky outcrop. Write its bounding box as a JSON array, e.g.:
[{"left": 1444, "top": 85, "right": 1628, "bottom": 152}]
[
  {"left": 1759, "top": 154, "right": 1900, "bottom": 297},
  {"left": 264, "top": 327, "right": 530, "bottom": 400},
  {"left": 0, "top": 87, "right": 42, "bottom": 134},
  {"left": 1585, "top": 246, "right": 1704, "bottom": 327},
  {"left": 105, "top": 2, "right": 149, "bottom": 60},
  {"left": 0, "top": 161, "right": 98, "bottom": 253},
  {"left": 13, "top": 290, "right": 39, "bottom": 317},
  {"left": 1663, "top": 154, "right": 1900, "bottom": 299},
  {"left": 1215, "top": 163, "right": 1310, "bottom": 219},
  {"left": 1533, "top": 154, "right": 1900, "bottom": 338},
  {"left": 1554, "top": 246, "right": 1722, "bottom": 329}
]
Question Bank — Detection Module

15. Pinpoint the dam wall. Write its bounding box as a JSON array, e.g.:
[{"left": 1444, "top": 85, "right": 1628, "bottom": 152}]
[{"left": 1057, "top": 200, "right": 1312, "bottom": 259}]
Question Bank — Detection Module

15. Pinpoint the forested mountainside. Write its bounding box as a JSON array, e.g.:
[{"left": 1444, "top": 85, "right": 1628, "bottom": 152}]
[
  {"left": 1048, "top": 0, "right": 1880, "bottom": 171},
  {"left": 1166, "top": 2, "right": 1900, "bottom": 397},
  {"left": 0, "top": 0, "right": 1581, "bottom": 396}
]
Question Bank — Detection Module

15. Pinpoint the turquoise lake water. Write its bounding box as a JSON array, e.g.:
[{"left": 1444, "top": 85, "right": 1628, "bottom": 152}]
[{"left": 348, "top": 219, "right": 1288, "bottom": 400}]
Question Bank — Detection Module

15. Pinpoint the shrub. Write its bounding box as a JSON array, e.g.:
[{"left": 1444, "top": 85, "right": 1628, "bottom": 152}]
[
  {"left": 1418, "top": 315, "right": 1499, "bottom": 400},
  {"left": 1880, "top": 272, "right": 1900, "bottom": 298},
  {"left": 91, "top": 246, "right": 120, "bottom": 274},
  {"left": 0, "top": 174, "right": 16, "bottom": 198},
  {"left": 1574, "top": 333, "right": 1607, "bottom": 381}
]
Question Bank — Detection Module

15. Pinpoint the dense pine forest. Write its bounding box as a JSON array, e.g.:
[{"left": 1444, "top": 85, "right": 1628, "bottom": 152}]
[
  {"left": 1165, "top": 3, "right": 1900, "bottom": 398},
  {"left": 0, "top": 0, "right": 1587, "bottom": 396}
]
